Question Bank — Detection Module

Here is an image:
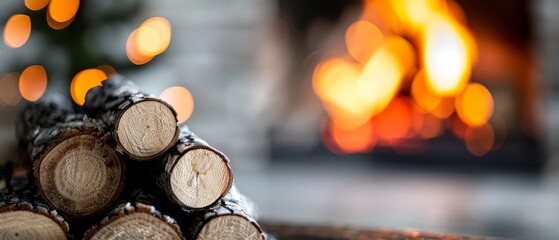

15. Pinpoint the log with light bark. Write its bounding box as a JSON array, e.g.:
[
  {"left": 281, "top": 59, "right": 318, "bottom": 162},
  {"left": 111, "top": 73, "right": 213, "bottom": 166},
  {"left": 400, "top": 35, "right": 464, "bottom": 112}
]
[
  {"left": 179, "top": 185, "right": 265, "bottom": 240},
  {"left": 84, "top": 75, "right": 179, "bottom": 161},
  {"left": 83, "top": 189, "right": 183, "bottom": 240},
  {"left": 16, "top": 94, "right": 125, "bottom": 218},
  {"left": 155, "top": 125, "right": 233, "bottom": 209},
  {"left": 0, "top": 166, "right": 70, "bottom": 240}
]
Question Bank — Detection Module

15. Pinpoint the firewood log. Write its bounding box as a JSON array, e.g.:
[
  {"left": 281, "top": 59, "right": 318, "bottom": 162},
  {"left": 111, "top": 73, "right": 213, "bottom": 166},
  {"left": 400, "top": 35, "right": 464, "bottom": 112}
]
[
  {"left": 83, "top": 189, "right": 183, "bottom": 240},
  {"left": 84, "top": 75, "right": 179, "bottom": 161},
  {"left": 0, "top": 166, "right": 70, "bottom": 240},
  {"left": 179, "top": 185, "right": 265, "bottom": 240},
  {"left": 16, "top": 94, "right": 125, "bottom": 218},
  {"left": 154, "top": 125, "right": 233, "bottom": 209}
]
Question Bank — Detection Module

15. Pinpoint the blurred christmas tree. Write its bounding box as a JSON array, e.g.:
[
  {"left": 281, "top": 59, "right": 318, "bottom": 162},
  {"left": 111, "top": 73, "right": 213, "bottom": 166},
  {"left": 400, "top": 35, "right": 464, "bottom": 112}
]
[{"left": 1, "top": 0, "right": 172, "bottom": 106}]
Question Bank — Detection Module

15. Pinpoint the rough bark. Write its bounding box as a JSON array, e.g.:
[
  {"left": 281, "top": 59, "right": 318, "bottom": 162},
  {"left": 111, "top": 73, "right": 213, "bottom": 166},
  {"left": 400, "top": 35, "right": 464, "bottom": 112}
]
[
  {"left": 178, "top": 185, "right": 265, "bottom": 240},
  {"left": 84, "top": 75, "right": 179, "bottom": 161},
  {"left": 83, "top": 189, "right": 184, "bottom": 240},
  {"left": 0, "top": 166, "right": 70, "bottom": 240},
  {"left": 154, "top": 125, "right": 233, "bottom": 209},
  {"left": 16, "top": 94, "right": 125, "bottom": 219}
]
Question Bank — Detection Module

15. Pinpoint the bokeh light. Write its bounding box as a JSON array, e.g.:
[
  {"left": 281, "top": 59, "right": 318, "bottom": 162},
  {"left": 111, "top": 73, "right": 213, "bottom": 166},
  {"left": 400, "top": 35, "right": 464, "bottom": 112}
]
[
  {"left": 46, "top": 9, "right": 75, "bottom": 30},
  {"left": 25, "top": 0, "right": 50, "bottom": 11},
  {"left": 411, "top": 70, "right": 441, "bottom": 113},
  {"left": 96, "top": 65, "right": 117, "bottom": 77},
  {"left": 372, "top": 96, "right": 412, "bottom": 142},
  {"left": 0, "top": 73, "right": 22, "bottom": 106},
  {"left": 455, "top": 83, "right": 494, "bottom": 127},
  {"left": 356, "top": 36, "right": 415, "bottom": 115},
  {"left": 19, "top": 65, "right": 48, "bottom": 102},
  {"left": 3, "top": 14, "right": 31, "bottom": 48},
  {"left": 345, "top": 20, "right": 383, "bottom": 63},
  {"left": 70, "top": 69, "right": 107, "bottom": 105},
  {"left": 126, "top": 29, "right": 154, "bottom": 65},
  {"left": 465, "top": 123, "right": 495, "bottom": 157},
  {"left": 160, "top": 86, "right": 194, "bottom": 124},
  {"left": 423, "top": 17, "right": 472, "bottom": 96},
  {"left": 48, "top": 0, "right": 79, "bottom": 23},
  {"left": 328, "top": 120, "right": 375, "bottom": 154},
  {"left": 136, "top": 17, "right": 172, "bottom": 57}
]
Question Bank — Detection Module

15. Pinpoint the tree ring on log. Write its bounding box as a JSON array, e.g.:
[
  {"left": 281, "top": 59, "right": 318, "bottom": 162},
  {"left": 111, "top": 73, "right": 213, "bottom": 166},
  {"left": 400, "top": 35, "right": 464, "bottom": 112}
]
[
  {"left": 0, "top": 210, "right": 67, "bottom": 240},
  {"left": 116, "top": 100, "right": 178, "bottom": 160},
  {"left": 84, "top": 203, "right": 183, "bottom": 240},
  {"left": 197, "top": 215, "right": 263, "bottom": 240},
  {"left": 37, "top": 134, "right": 124, "bottom": 217},
  {"left": 170, "top": 148, "right": 232, "bottom": 208}
]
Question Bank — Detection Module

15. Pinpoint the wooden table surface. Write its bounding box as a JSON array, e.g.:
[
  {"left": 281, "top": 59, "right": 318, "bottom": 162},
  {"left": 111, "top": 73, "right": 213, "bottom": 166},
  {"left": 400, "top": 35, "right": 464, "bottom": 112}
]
[{"left": 261, "top": 222, "right": 497, "bottom": 240}]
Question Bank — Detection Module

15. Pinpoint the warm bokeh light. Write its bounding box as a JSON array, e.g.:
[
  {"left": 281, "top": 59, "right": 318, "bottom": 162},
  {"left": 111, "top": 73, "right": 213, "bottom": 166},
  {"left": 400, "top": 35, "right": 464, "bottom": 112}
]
[
  {"left": 96, "top": 65, "right": 117, "bottom": 77},
  {"left": 70, "top": 69, "right": 107, "bottom": 105},
  {"left": 356, "top": 36, "right": 415, "bottom": 114},
  {"left": 430, "top": 97, "right": 454, "bottom": 119},
  {"left": 19, "top": 65, "right": 48, "bottom": 102},
  {"left": 465, "top": 123, "right": 495, "bottom": 157},
  {"left": 160, "top": 86, "right": 194, "bottom": 124},
  {"left": 0, "top": 73, "right": 22, "bottom": 106},
  {"left": 372, "top": 96, "right": 412, "bottom": 142},
  {"left": 345, "top": 20, "right": 384, "bottom": 63},
  {"left": 25, "top": 0, "right": 50, "bottom": 11},
  {"left": 455, "top": 83, "right": 494, "bottom": 127},
  {"left": 411, "top": 70, "right": 441, "bottom": 113},
  {"left": 417, "top": 113, "right": 444, "bottom": 139},
  {"left": 3, "top": 14, "right": 31, "bottom": 48},
  {"left": 46, "top": 10, "right": 74, "bottom": 30},
  {"left": 423, "top": 17, "right": 472, "bottom": 96},
  {"left": 48, "top": 0, "right": 79, "bottom": 23},
  {"left": 136, "top": 17, "right": 172, "bottom": 57},
  {"left": 392, "top": 0, "right": 447, "bottom": 32},
  {"left": 126, "top": 29, "right": 154, "bottom": 65},
  {"left": 329, "top": 121, "right": 375, "bottom": 154}
]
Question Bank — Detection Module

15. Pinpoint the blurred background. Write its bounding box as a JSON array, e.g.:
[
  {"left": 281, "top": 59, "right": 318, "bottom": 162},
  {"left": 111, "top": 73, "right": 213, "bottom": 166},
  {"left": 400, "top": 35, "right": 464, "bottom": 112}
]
[{"left": 1, "top": 0, "right": 559, "bottom": 239}]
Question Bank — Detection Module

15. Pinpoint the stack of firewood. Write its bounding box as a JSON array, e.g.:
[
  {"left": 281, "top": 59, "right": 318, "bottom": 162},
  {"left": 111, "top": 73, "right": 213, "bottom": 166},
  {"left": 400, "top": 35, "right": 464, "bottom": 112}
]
[{"left": 0, "top": 76, "right": 266, "bottom": 240}]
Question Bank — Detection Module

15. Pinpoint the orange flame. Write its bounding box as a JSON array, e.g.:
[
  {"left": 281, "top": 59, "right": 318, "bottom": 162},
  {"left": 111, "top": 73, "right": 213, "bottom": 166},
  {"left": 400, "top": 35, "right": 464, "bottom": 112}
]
[{"left": 314, "top": 0, "right": 490, "bottom": 156}]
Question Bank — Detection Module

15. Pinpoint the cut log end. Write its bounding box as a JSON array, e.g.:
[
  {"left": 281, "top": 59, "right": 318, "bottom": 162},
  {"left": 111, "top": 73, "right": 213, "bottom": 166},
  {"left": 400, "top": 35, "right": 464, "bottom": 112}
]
[
  {"left": 197, "top": 215, "right": 264, "bottom": 240},
  {"left": 87, "top": 212, "right": 182, "bottom": 240},
  {"left": 116, "top": 100, "right": 178, "bottom": 160},
  {"left": 170, "top": 148, "right": 232, "bottom": 208},
  {"left": 85, "top": 203, "right": 183, "bottom": 240},
  {"left": 38, "top": 134, "right": 124, "bottom": 216},
  {"left": 0, "top": 210, "right": 67, "bottom": 240}
]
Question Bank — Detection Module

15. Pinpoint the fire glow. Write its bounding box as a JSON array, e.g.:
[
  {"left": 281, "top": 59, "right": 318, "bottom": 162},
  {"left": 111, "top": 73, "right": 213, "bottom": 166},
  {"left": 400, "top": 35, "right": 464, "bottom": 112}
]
[{"left": 314, "top": 0, "right": 496, "bottom": 156}]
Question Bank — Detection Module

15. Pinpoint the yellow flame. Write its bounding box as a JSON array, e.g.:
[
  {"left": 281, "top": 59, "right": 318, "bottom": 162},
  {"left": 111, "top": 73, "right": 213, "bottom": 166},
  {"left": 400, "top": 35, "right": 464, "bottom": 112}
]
[
  {"left": 355, "top": 36, "right": 415, "bottom": 114},
  {"left": 48, "top": 0, "right": 79, "bottom": 23},
  {"left": 160, "top": 86, "right": 194, "bottom": 124},
  {"left": 19, "top": 65, "right": 48, "bottom": 102},
  {"left": 392, "top": 0, "right": 447, "bottom": 32},
  {"left": 70, "top": 69, "right": 107, "bottom": 105},
  {"left": 423, "top": 17, "right": 472, "bottom": 96},
  {"left": 3, "top": 14, "right": 31, "bottom": 48},
  {"left": 455, "top": 82, "right": 494, "bottom": 127}
]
